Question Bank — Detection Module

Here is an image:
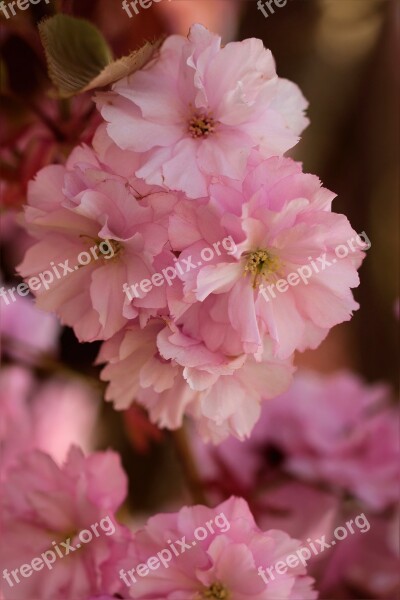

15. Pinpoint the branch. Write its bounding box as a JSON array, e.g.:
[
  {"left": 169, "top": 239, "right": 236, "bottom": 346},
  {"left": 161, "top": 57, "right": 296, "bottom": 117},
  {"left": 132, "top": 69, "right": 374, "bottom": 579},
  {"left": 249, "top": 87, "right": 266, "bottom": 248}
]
[{"left": 171, "top": 426, "right": 208, "bottom": 505}]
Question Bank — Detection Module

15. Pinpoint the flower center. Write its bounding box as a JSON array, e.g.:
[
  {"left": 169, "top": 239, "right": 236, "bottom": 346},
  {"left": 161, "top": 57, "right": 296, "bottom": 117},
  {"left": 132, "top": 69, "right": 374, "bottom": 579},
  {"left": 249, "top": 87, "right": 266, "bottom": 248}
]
[
  {"left": 200, "top": 582, "right": 230, "bottom": 599},
  {"left": 79, "top": 236, "right": 123, "bottom": 262},
  {"left": 105, "top": 239, "right": 123, "bottom": 259},
  {"left": 188, "top": 112, "right": 217, "bottom": 138},
  {"left": 243, "top": 248, "right": 283, "bottom": 288}
]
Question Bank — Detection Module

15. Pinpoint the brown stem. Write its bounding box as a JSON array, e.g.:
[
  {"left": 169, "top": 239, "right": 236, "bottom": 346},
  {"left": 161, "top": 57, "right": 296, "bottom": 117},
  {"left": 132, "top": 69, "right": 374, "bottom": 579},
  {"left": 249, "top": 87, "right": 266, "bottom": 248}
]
[{"left": 171, "top": 426, "right": 208, "bottom": 505}]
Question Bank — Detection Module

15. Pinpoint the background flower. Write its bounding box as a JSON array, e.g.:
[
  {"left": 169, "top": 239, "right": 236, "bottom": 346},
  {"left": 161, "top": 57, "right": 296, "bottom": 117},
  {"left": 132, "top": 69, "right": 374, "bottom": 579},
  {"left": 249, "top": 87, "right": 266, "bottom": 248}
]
[
  {"left": 120, "top": 497, "right": 317, "bottom": 599},
  {"left": 0, "top": 448, "right": 131, "bottom": 600}
]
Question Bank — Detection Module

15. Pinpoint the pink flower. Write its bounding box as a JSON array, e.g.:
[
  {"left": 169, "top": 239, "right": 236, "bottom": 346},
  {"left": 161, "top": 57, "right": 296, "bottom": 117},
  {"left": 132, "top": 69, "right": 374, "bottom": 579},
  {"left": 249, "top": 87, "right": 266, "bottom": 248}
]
[
  {"left": 190, "top": 370, "right": 398, "bottom": 510},
  {"left": 0, "top": 447, "right": 131, "bottom": 600},
  {"left": 0, "top": 366, "right": 32, "bottom": 481},
  {"left": 156, "top": 0, "right": 241, "bottom": 39},
  {"left": 317, "top": 511, "right": 399, "bottom": 599},
  {"left": 247, "top": 371, "right": 398, "bottom": 510},
  {"left": 96, "top": 24, "right": 309, "bottom": 198},
  {"left": 18, "top": 141, "right": 177, "bottom": 342},
  {"left": 119, "top": 496, "right": 317, "bottom": 599},
  {"left": 0, "top": 279, "right": 60, "bottom": 359},
  {"left": 98, "top": 320, "right": 294, "bottom": 442},
  {"left": 30, "top": 378, "right": 99, "bottom": 464},
  {"left": 0, "top": 366, "right": 99, "bottom": 480},
  {"left": 169, "top": 157, "right": 366, "bottom": 359}
]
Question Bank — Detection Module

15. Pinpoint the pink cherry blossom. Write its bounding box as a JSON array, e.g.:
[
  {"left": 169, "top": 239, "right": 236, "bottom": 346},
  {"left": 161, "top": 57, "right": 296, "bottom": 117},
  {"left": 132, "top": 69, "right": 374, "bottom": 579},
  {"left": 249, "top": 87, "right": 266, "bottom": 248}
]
[
  {"left": 317, "top": 511, "right": 399, "bottom": 599},
  {"left": 98, "top": 320, "right": 294, "bottom": 442},
  {"left": 190, "top": 369, "right": 398, "bottom": 511},
  {"left": 156, "top": 0, "right": 241, "bottom": 39},
  {"left": 203, "top": 370, "right": 397, "bottom": 510},
  {"left": 169, "top": 157, "right": 366, "bottom": 359},
  {"left": 30, "top": 377, "right": 99, "bottom": 464},
  {"left": 257, "top": 371, "right": 399, "bottom": 510},
  {"left": 0, "top": 278, "right": 60, "bottom": 359},
  {"left": 0, "top": 447, "right": 131, "bottom": 600},
  {"left": 18, "top": 141, "right": 178, "bottom": 342},
  {"left": 96, "top": 24, "right": 309, "bottom": 198},
  {"left": 0, "top": 366, "right": 32, "bottom": 481},
  {"left": 0, "top": 366, "right": 98, "bottom": 473},
  {"left": 0, "top": 366, "right": 98, "bottom": 480},
  {"left": 118, "top": 496, "right": 317, "bottom": 599}
]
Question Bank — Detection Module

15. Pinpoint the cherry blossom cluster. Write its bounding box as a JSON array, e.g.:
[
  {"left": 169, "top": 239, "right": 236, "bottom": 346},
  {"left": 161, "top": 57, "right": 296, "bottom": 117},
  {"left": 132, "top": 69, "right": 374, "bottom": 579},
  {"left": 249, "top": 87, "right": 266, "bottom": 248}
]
[
  {"left": 0, "top": 436, "right": 317, "bottom": 600},
  {"left": 189, "top": 370, "right": 400, "bottom": 599},
  {"left": 192, "top": 370, "right": 400, "bottom": 512},
  {"left": 1, "top": 344, "right": 317, "bottom": 599},
  {"left": 19, "top": 24, "right": 366, "bottom": 442}
]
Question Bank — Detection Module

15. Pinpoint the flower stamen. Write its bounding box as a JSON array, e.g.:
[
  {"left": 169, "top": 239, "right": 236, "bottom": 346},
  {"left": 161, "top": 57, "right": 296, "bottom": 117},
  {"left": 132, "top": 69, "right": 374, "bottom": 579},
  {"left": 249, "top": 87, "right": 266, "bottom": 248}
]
[
  {"left": 78, "top": 235, "right": 123, "bottom": 262},
  {"left": 200, "top": 582, "right": 230, "bottom": 599},
  {"left": 188, "top": 112, "right": 217, "bottom": 138},
  {"left": 243, "top": 248, "right": 284, "bottom": 288}
]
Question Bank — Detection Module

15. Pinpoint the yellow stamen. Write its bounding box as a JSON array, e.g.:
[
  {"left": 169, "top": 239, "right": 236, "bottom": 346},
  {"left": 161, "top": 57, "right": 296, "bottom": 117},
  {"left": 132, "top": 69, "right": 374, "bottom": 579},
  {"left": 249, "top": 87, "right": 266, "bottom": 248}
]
[
  {"left": 243, "top": 248, "right": 284, "bottom": 288},
  {"left": 78, "top": 235, "right": 123, "bottom": 261},
  {"left": 200, "top": 582, "right": 230, "bottom": 599},
  {"left": 188, "top": 112, "right": 217, "bottom": 138}
]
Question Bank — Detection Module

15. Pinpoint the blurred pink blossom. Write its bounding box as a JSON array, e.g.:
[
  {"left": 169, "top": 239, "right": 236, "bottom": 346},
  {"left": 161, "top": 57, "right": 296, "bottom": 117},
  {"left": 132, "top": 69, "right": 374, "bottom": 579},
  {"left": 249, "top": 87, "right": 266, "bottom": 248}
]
[
  {"left": 0, "top": 279, "right": 60, "bottom": 359},
  {"left": 0, "top": 447, "right": 131, "bottom": 600},
  {"left": 156, "top": 1, "right": 241, "bottom": 40},
  {"left": 317, "top": 512, "right": 399, "bottom": 599},
  {"left": 0, "top": 366, "right": 99, "bottom": 480},
  {"left": 0, "top": 366, "right": 32, "bottom": 480},
  {"left": 193, "top": 370, "right": 398, "bottom": 510},
  {"left": 257, "top": 371, "right": 399, "bottom": 510}
]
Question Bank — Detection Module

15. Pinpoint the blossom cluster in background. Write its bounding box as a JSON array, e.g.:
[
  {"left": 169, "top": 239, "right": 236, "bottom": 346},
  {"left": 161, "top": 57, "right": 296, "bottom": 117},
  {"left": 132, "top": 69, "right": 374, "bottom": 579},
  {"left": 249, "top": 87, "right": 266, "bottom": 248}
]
[{"left": 191, "top": 370, "right": 400, "bottom": 599}]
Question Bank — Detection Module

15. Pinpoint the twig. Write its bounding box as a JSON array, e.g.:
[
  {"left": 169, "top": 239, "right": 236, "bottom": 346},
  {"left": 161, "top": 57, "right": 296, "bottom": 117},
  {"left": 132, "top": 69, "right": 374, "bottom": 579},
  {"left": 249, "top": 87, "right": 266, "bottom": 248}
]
[{"left": 171, "top": 426, "right": 208, "bottom": 505}]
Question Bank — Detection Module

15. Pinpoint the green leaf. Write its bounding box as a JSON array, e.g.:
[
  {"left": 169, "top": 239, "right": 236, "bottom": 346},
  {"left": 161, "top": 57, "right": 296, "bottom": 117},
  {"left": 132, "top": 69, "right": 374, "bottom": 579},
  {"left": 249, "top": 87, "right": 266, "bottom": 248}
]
[{"left": 38, "top": 15, "right": 113, "bottom": 97}]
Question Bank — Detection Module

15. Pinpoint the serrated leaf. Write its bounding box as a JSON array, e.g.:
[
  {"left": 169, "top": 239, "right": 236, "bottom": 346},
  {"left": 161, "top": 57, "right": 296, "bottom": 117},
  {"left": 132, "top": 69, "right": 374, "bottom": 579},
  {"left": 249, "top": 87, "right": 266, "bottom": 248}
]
[{"left": 39, "top": 15, "right": 113, "bottom": 97}]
